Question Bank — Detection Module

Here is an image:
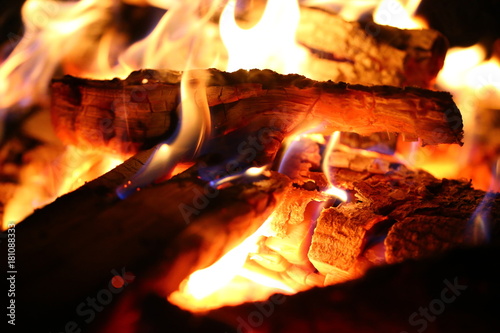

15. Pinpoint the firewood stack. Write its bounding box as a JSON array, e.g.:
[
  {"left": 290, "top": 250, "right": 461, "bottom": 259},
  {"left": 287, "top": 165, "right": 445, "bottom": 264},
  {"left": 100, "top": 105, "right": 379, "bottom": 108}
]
[{"left": 1, "top": 5, "right": 499, "bottom": 333}]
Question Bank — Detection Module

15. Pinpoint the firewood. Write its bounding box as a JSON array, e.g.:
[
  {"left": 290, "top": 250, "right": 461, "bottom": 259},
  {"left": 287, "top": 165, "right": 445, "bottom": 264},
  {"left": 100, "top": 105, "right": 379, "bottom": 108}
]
[
  {"left": 2, "top": 149, "right": 290, "bottom": 331},
  {"left": 207, "top": 245, "right": 500, "bottom": 333},
  {"left": 206, "top": 3, "right": 447, "bottom": 87},
  {"left": 297, "top": 6, "right": 448, "bottom": 88},
  {"left": 263, "top": 135, "right": 499, "bottom": 284},
  {"left": 305, "top": 167, "right": 500, "bottom": 278},
  {"left": 308, "top": 205, "right": 380, "bottom": 277},
  {"left": 51, "top": 68, "right": 463, "bottom": 157},
  {"left": 92, "top": 246, "right": 500, "bottom": 333},
  {"left": 5, "top": 144, "right": 498, "bottom": 332}
]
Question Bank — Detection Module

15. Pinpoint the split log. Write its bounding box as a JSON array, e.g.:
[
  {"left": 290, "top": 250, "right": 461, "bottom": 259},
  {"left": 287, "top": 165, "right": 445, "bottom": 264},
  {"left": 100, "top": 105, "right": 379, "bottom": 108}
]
[
  {"left": 248, "top": 135, "right": 500, "bottom": 288},
  {"left": 207, "top": 245, "right": 500, "bottom": 333},
  {"left": 297, "top": 6, "right": 448, "bottom": 88},
  {"left": 1, "top": 148, "right": 290, "bottom": 332},
  {"left": 305, "top": 167, "right": 500, "bottom": 278},
  {"left": 4, "top": 142, "right": 498, "bottom": 332},
  {"left": 240, "top": 165, "right": 500, "bottom": 292},
  {"left": 51, "top": 68, "right": 463, "bottom": 157}
]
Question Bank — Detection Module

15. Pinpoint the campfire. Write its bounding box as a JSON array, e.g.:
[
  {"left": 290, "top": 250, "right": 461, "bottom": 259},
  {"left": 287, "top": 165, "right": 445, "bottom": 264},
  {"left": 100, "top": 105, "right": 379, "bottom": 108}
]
[{"left": 1, "top": 0, "right": 499, "bottom": 332}]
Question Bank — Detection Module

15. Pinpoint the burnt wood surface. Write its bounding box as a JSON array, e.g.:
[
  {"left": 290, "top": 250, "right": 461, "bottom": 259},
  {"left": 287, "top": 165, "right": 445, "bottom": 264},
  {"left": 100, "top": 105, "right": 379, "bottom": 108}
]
[
  {"left": 1, "top": 149, "right": 289, "bottom": 332},
  {"left": 307, "top": 168, "right": 500, "bottom": 275},
  {"left": 5, "top": 147, "right": 499, "bottom": 332},
  {"left": 208, "top": 4, "right": 447, "bottom": 87},
  {"left": 51, "top": 68, "right": 463, "bottom": 157},
  {"left": 92, "top": 246, "right": 500, "bottom": 333},
  {"left": 209, "top": 245, "right": 500, "bottom": 333},
  {"left": 298, "top": 6, "right": 448, "bottom": 88}
]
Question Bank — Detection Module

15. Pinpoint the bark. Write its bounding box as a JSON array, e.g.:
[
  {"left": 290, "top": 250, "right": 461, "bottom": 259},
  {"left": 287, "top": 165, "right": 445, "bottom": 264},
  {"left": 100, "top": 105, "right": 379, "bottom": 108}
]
[
  {"left": 4, "top": 146, "right": 498, "bottom": 332},
  {"left": 297, "top": 6, "right": 449, "bottom": 88},
  {"left": 2, "top": 149, "right": 290, "bottom": 331},
  {"left": 51, "top": 68, "right": 463, "bottom": 157},
  {"left": 302, "top": 167, "right": 500, "bottom": 280},
  {"left": 205, "top": 3, "right": 447, "bottom": 87}
]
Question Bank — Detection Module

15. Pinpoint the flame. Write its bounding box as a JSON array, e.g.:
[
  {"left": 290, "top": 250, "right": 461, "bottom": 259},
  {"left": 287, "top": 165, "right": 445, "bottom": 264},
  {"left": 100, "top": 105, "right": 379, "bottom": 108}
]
[
  {"left": 219, "top": 0, "right": 307, "bottom": 74},
  {"left": 465, "top": 158, "right": 500, "bottom": 245},
  {"left": 303, "top": 0, "right": 425, "bottom": 27},
  {"left": 117, "top": 69, "right": 211, "bottom": 198},
  {"left": 2, "top": 0, "right": 498, "bottom": 315},
  {"left": 209, "top": 166, "right": 269, "bottom": 188},
  {"left": 169, "top": 213, "right": 294, "bottom": 311},
  {"left": 373, "top": 0, "right": 426, "bottom": 29},
  {"left": 411, "top": 44, "right": 500, "bottom": 190},
  {"left": 115, "top": 0, "right": 224, "bottom": 76},
  {"left": 437, "top": 45, "right": 487, "bottom": 91},
  {"left": 3, "top": 146, "right": 123, "bottom": 229},
  {"left": 322, "top": 131, "right": 348, "bottom": 202},
  {"left": 0, "top": 0, "right": 115, "bottom": 136}
]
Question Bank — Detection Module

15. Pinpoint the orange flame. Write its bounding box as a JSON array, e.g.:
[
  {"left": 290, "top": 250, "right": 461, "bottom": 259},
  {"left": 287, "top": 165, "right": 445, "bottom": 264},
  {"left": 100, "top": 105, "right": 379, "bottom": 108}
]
[
  {"left": 117, "top": 69, "right": 211, "bottom": 198},
  {"left": 3, "top": 146, "right": 123, "bottom": 229},
  {"left": 0, "top": 0, "right": 115, "bottom": 134}
]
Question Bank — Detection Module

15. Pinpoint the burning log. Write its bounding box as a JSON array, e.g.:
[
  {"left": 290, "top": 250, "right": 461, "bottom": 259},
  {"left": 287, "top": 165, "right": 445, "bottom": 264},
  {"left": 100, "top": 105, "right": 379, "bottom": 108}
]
[
  {"left": 51, "top": 68, "right": 463, "bottom": 157},
  {"left": 5, "top": 149, "right": 290, "bottom": 331},
  {"left": 245, "top": 165, "right": 500, "bottom": 293},
  {"left": 207, "top": 245, "right": 500, "bottom": 333},
  {"left": 210, "top": 3, "right": 447, "bottom": 87},
  {"left": 297, "top": 6, "right": 448, "bottom": 88},
  {"left": 5, "top": 142, "right": 499, "bottom": 332}
]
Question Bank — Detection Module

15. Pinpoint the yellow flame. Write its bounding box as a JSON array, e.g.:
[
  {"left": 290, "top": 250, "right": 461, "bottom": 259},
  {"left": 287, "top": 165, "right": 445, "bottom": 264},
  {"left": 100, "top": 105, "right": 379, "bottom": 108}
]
[
  {"left": 220, "top": 0, "right": 307, "bottom": 74},
  {"left": 116, "top": 0, "right": 224, "bottom": 76},
  {"left": 169, "top": 213, "right": 293, "bottom": 311},
  {"left": 373, "top": 0, "right": 425, "bottom": 29},
  {"left": 302, "top": 0, "right": 424, "bottom": 27},
  {"left": 117, "top": 69, "right": 211, "bottom": 198},
  {"left": 403, "top": 43, "right": 500, "bottom": 191},
  {"left": 3, "top": 146, "right": 123, "bottom": 229},
  {"left": 0, "top": 0, "right": 115, "bottom": 112},
  {"left": 322, "top": 131, "right": 348, "bottom": 202},
  {"left": 437, "top": 45, "right": 487, "bottom": 90},
  {"left": 183, "top": 222, "right": 266, "bottom": 300}
]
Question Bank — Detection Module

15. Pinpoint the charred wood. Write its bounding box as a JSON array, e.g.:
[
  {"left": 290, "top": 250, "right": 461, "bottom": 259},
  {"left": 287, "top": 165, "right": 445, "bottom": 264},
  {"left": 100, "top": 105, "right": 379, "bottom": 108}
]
[
  {"left": 1, "top": 149, "right": 289, "bottom": 332},
  {"left": 51, "top": 68, "right": 463, "bottom": 157},
  {"left": 298, "top": 6, "right": 448, "bottom": 88}
]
